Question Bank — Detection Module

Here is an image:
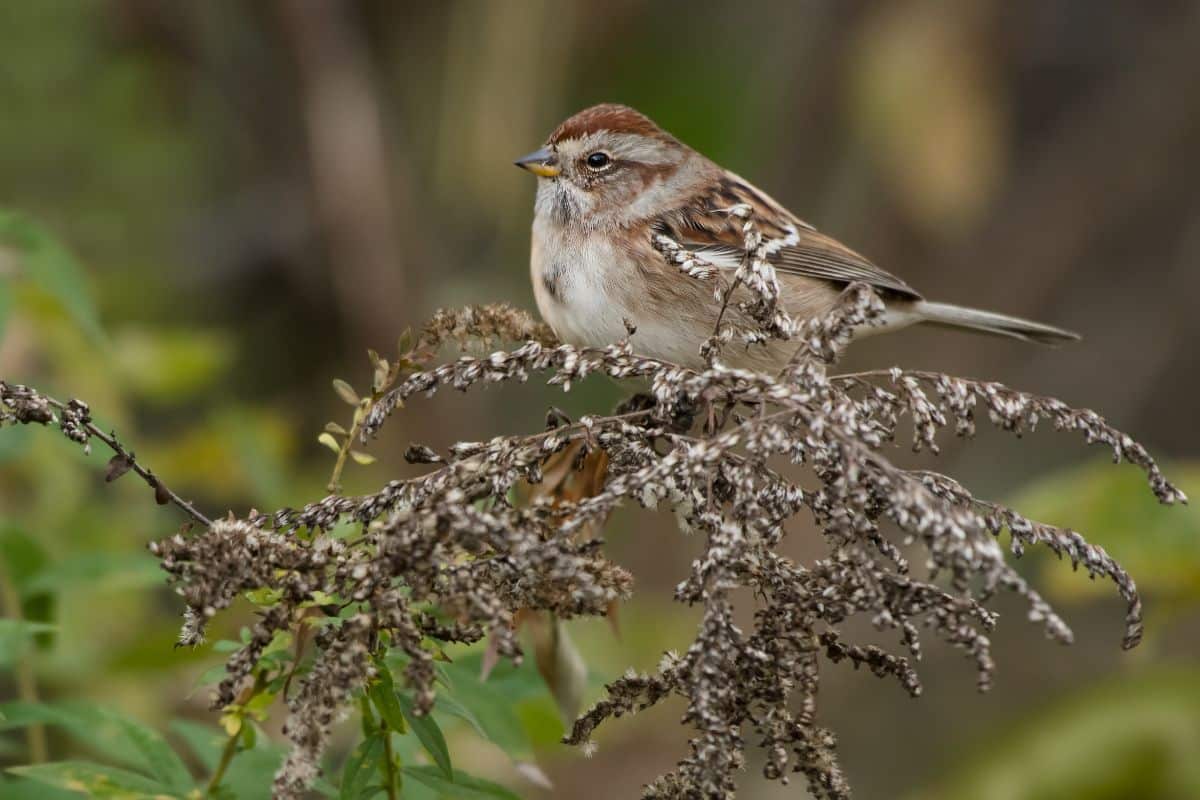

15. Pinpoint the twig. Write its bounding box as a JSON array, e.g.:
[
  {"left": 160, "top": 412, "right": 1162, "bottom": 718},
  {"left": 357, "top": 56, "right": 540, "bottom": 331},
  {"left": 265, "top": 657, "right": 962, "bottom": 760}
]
[{"left": 0, "top": 382, "right": 213, "bottom": 527}]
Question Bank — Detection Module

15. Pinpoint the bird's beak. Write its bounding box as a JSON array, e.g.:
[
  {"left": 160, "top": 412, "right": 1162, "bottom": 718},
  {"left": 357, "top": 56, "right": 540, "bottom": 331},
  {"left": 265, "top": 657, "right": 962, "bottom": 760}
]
[{"left": 514, "top": 147, "right": 560, "bottom": 178}]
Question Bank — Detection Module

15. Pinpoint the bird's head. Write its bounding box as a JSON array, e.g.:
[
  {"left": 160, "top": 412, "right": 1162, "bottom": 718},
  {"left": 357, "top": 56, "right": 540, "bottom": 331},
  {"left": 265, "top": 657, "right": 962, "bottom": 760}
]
[{"left": 515, "top": 104, "right": 704, "bottom": 229}]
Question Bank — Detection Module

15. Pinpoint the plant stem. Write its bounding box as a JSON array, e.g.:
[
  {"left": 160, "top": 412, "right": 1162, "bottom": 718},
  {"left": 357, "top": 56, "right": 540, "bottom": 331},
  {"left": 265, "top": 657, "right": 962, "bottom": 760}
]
[
  {"left": 0, "top": 565, "right": 46, "bottom": 763},
  {"left": 328, "top": 388, "right": 384, "bottom": 494},
  {"left": 205, "top": 673, "right": 267, "bottom": 796},
  {"left": 327, "top": 415, "right": 360, "bottom": 494},
  {"left": 205, "top": 723, "right": 241, "bottom": 797},
  {"left": 380, "top": 719, "right": 399, "bottom": 800}
]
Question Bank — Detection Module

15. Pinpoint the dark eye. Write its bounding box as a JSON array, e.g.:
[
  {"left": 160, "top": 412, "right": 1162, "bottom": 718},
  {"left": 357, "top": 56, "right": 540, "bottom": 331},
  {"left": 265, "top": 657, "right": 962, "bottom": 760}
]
[{"left": 585, "top": 151, "right": 611, "bottom": 170}]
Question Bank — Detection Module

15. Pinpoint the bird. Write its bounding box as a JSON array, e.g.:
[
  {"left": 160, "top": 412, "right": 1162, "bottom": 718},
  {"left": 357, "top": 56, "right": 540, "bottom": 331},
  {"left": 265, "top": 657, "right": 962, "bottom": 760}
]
[{"left": 515, "top": 103, "right": 1078, "bottom": 371}]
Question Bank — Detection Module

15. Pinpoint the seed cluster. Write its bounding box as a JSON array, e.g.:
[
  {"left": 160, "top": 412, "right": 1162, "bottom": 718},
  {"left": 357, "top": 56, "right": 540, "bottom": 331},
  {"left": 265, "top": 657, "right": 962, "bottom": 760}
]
[{"left": 3, "top": 280, "right": 1183, "bottom": 798}]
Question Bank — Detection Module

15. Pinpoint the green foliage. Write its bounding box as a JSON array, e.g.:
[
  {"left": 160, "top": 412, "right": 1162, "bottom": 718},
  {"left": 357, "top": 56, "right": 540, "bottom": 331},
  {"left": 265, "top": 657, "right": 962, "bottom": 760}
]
[
  {"left": 402, "top": 766, "right": 523, "bottom": 799},
  {"left": 110, "top": 328, "right": 232, "bottom": 404},
  {"left": 2, "top": 704, "right": 196, "bottom": 798},
  {"left": 9, "top": 760, "right": 178, "bottom": 799},
  {"left": 913, "top": 665, "right": 1200, "bottom": 800},
  {"left": 338, "top": 733, "right": 385, "bottom": 800},
  {"left": 0, "top": 533, "right": 55, "bottom": 643},
  {"left": 0, "top": 620, "right": 55, "bottom": 668},
  {"left": 0, "top": 774, "right": 78, "bottom": 800},
  {"left": 435, "top": 658, "right": 540, "bottom": 762},
  {"left": 396, "top": 694, "right": 451, "bottom": 782},
  {"left": 107, "top": 716, "right": 192, "bottom": 795},
  {"left": 0, "top": 210, "right": 105, "bottom": 345},
  {"left": 171, "top": 720, "right": 286, "bottom": 800},
  {"left": 1011, "top": 461, "right": 1200, "bottom": 599},
  {"left": 20, "top": 552, "right": 162, "bottom": 597}
]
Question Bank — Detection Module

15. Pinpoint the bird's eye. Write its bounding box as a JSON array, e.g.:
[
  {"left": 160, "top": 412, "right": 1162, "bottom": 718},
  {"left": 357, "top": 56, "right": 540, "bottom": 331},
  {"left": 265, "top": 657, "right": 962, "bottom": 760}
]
[{"left": 585, "top": 151, "right": 612, "bottom": 170}]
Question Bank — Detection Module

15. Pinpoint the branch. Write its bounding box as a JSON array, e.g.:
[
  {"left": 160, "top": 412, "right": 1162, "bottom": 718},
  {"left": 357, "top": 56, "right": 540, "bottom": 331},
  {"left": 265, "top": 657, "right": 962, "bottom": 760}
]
[{"left": 0, "top": 381, "right": 214, "bottom": 527}]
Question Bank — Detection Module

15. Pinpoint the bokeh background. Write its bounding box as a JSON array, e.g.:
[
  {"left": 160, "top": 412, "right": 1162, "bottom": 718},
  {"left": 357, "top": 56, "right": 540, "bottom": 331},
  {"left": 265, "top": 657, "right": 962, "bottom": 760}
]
[{"left": 2, "top": 1, "right": 1200, "bottom": 798}]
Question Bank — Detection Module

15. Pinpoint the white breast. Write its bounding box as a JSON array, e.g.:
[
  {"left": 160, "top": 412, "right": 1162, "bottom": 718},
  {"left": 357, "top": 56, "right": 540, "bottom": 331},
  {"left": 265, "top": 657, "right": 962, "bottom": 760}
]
[{"left": 530, "top": 217, "right": 635, "bottom": 349}]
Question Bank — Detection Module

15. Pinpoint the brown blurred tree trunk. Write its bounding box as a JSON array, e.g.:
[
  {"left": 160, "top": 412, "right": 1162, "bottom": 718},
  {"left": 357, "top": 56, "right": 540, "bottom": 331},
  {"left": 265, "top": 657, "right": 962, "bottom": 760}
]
[{"left": 275, "top": 0, "right": 414, "bottom": 346}]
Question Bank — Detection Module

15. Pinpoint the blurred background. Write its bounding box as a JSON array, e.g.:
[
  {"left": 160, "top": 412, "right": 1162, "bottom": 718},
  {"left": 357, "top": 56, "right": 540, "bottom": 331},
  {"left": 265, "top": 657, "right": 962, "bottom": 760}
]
[{"left": 2, "top": 1, "right": 1199, "bottom": 798}]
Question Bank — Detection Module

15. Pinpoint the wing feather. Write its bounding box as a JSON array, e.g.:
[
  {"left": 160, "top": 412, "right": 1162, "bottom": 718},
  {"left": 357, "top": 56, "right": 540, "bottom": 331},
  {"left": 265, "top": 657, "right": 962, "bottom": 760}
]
[{"left": 656, "top": 171, "right": 922, "bottom": 300}]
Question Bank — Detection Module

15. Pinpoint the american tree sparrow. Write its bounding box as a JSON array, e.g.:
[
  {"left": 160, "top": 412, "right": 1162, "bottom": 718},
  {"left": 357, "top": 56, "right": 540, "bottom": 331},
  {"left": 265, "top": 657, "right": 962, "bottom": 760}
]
[{"left": 516, "top": 104, "right": 1077, "bottom": 370}]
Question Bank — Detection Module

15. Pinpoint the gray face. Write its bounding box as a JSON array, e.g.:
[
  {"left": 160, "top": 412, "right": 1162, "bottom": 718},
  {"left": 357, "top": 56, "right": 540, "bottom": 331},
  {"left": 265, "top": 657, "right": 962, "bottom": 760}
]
[{"left": 534, "top": 131, "right": 691, "bottom": 230}]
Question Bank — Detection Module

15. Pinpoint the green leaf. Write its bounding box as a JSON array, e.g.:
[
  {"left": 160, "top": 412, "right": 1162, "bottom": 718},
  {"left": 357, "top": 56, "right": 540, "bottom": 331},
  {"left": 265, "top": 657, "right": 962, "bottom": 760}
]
[
  {"left": 397, "top": 329, "right": 414, "bottom": 354},
  {"left": 0, "top": 619, "right": 55, "bottom": 667},
  {"left": 432, "top": 693, "right": 489, "bottom": 742},
  {"left": 310, "top": 776, "right": 340, "bottom": 798},
  {"left": 244, "top": 587, "right": 284, "bottom": 608},
  {"left": 911, "top": 665, "right": 1200, "bottom": 800},
  {"left": 0, "top": 703, "right": 94, "bottom": 737},
  {"left": 349, "top": 450, "right": 376, "bottom": 466},
  {"left": 0, "top": 211, "right": 105, "bottom": 344},
  {"left": 106, "top": 713, "right": 193, "bottom": 794},
  {"left": 0, "top": 703, "right": 185, "bottom": 785},
  {"left": 318, "top": 432, "right": 342, "bottom": 454},
  {"left": 401, "top": 766, "right": 522, "bottom": 800},
  {"left": 167, "top": 720, "right": 224, "bottom": 772},
  {"left": 332, "top": 379, "right": 360, "bottom": 406},
  {"left": 438, "top": 661, "right": 534, "bottom": 761},
  {"left": 0, "top": 774, "right": 80, "bottom": 800},
  {"left": 367, "top": 679, "right": 406, "bottom": 736},
  {"left": 185, "top": 662, "right": 232, "bottom": 700},
  {"left": 398, "top": 694, "right": 452, "bottom": 780},
  {"left": 340, "top": 733, "right": 385, "bottom": 800},
  {"left": 7, "top": 761, "right": 176, "bottom": 799}
]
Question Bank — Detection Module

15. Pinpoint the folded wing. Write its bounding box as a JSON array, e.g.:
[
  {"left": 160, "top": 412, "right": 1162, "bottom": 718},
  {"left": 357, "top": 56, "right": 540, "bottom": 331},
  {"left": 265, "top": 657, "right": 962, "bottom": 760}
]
[{"left": 655, "top": 171, "right": 923, "bottom": 300}]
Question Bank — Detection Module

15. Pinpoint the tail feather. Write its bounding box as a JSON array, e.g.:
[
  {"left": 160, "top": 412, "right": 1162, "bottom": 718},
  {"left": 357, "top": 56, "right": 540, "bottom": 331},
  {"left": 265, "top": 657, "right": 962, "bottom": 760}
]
[{"left": 911, "top": 301, "right": 1080, "bottom": 346}]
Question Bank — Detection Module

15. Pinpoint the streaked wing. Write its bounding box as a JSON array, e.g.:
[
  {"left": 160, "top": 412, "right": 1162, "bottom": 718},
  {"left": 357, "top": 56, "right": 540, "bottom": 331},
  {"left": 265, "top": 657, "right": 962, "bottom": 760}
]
[{"left": 655, "top": 171, "right": 922, "bottom": 300}]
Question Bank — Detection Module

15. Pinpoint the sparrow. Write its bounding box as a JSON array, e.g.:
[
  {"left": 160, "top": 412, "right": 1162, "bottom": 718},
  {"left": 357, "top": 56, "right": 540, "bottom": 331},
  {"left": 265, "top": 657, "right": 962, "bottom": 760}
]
[{"left": 515, "top": 104, "right": 1077, "bottom": 370}]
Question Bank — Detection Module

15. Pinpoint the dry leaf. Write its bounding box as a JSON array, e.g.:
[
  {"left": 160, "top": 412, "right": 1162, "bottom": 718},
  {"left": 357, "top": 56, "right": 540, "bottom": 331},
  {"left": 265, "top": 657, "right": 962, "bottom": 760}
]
[{"left": 105, "top": 453, "right": 134, "bottom": 483}]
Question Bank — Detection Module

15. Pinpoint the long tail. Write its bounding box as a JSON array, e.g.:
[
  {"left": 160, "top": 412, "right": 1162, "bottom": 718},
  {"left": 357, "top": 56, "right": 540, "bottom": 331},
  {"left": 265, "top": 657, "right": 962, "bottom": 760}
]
[{"left": 910, "top": 300, "right": 1080, "bottom": 345}]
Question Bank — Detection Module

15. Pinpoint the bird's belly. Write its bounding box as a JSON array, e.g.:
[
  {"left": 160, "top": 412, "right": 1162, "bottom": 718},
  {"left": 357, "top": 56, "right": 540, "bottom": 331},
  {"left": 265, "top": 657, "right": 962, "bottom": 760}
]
[
  {"left": 532, "top": 235, "right": 636, "bottom": 350},
  {"left": 535, "top": 274, "right": 721, "bottom": 370}
]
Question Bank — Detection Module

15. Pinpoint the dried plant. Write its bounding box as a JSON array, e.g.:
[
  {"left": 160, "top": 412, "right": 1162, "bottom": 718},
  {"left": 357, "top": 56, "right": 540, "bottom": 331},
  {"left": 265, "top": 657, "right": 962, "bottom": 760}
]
[{"left": 2, "top": 243, "right": 1185, "bottom": 798}]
